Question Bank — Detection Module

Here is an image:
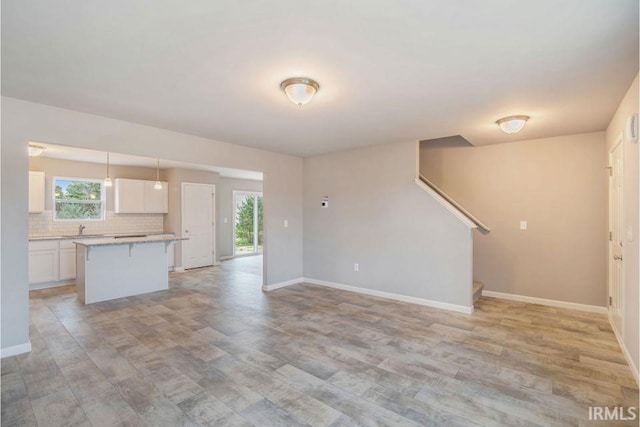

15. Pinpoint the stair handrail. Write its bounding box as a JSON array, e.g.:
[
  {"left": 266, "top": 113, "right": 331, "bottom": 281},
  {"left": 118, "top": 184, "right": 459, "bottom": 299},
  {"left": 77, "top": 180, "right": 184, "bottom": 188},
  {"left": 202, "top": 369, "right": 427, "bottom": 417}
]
[{"left": 418, "top": 174, "right": 491, "bottom": 234}]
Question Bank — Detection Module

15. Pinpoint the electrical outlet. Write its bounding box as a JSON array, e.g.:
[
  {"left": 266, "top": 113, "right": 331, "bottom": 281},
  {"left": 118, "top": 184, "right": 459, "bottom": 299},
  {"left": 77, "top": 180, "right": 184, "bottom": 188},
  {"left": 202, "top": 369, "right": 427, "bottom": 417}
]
[
  {"left": 223, "top": 217, "right": 228, "bottom": 223},
  {"left": 520, "top": 221, "right": 527, "bottom": 230},
  {"left": 353, "top": 263, "right": 359, "bottom": 272},
  {"left": 284, "top": 219, "right": 289, "bottom": 228}
]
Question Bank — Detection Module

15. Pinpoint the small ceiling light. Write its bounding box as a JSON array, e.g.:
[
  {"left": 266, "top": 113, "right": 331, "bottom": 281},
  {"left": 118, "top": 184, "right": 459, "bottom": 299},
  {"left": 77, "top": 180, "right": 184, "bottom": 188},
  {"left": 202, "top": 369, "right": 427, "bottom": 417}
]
[
  {"left": 154, "top": 158, "right": 163, "bottom": 190},
  {"left": 28, "top": 144, "right": 46, "bottom": 157},
  {"left": 280, "top": 77, "right": 319, "bottom": 107},
  {"left": 104, "top": 152, "right": 113, "bottom": 187},
  {"left": 496, "top": 115, "right": 530, "bottom": 134}
]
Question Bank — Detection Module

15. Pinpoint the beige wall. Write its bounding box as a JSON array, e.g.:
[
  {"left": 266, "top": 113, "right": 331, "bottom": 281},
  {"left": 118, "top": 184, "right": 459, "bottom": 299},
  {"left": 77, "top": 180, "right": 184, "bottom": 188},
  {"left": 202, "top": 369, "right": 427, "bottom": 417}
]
[
  {"left": 606, "top": 74, "right": 639, "bottom": 379},
  {"left": 420, "top": 132, "right": 608, "bottom": 307},
  {"left": 304, "top": 140, "right": 474, "bottom": 309}
]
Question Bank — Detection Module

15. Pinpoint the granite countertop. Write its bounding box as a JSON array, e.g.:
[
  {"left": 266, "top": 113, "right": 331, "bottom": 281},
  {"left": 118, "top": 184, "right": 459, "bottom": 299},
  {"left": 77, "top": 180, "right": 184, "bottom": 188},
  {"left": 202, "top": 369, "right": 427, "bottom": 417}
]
[
  {"left": 29, "top": 232, "right": 173, "bottom": 241},
  {"left": 73, "top": 235, "right": 186, "bottom": 247}
]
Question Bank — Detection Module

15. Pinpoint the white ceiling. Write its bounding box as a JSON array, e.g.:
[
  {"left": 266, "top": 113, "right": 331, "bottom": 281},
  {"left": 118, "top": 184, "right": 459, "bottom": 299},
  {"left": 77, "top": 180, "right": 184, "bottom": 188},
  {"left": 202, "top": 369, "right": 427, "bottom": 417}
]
[
  {"left": 3, "top": 1, "right": 638, "bottom": 157},
  {"left": 33, "top": 143, "right": 263, "bottom": 181}
]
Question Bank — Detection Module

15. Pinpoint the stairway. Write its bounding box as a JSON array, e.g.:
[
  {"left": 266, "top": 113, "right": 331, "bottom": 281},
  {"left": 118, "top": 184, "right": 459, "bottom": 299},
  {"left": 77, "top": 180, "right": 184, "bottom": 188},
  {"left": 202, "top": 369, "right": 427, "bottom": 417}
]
[{"left": 473, "top": 280, "right": 484, "bottom": 304}]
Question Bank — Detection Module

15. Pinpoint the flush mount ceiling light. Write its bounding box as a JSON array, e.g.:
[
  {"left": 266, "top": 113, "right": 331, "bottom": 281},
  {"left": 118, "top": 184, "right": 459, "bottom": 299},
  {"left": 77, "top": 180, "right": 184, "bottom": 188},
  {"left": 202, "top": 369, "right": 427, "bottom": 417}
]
[
  {"left": 28, "top": 144, "right": 46, "bottom": 157},
  {"left": 280, "top": 77, "right": 319, "bottom": 107},
  {"left": 496, "top": 115, "right": 530, "bottom": 134}
]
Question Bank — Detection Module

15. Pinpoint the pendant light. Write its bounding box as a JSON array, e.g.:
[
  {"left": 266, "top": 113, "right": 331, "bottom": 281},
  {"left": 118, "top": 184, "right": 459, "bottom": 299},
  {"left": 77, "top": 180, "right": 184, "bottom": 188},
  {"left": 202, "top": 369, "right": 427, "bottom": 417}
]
[
  {"left": 154, "top": 158, "right": 163, "bottom": 190},
  {"left": 104, "top": 152, "right": 113, "bottom": 187}
]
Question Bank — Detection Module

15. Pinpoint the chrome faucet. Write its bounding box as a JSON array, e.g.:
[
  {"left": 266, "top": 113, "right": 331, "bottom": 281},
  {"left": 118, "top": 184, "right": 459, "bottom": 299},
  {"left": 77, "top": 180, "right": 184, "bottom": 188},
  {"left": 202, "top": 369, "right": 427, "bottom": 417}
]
[{"left": 79, "top": 224, "right": 86, "bottom": 235}]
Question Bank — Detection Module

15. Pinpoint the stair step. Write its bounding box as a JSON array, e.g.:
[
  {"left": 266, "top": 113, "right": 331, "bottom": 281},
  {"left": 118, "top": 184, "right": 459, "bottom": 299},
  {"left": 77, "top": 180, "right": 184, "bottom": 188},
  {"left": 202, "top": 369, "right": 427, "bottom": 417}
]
[{"left": 473, "top": 280, "right": 484, "bottom": 304}]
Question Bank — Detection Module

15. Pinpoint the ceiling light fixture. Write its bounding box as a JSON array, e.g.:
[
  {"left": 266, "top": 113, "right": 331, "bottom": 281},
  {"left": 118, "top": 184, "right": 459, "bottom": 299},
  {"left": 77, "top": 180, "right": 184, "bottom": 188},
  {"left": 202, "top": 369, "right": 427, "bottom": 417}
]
[
  {"left": 280, "top": 77, "right": 319, "bottom": 107},
  {"left": 28, "top": 144, "right": 46, "bottom": 157},
  {"left": 496, "top": 115, "right": 530, "bottom": 134},
  {"left": 154, "top": 158, "right": 163, "bottom": 190},
  {"left": 104, "top": 152, "right": 113, "bottom": 187}
]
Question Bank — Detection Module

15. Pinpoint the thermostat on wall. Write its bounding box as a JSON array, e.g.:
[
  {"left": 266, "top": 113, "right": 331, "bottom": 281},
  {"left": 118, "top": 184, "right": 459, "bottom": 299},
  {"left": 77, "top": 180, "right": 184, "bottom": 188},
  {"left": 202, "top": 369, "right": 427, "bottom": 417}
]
[{"left": 321, "top": 195, "right": 328, "bottom": 208}]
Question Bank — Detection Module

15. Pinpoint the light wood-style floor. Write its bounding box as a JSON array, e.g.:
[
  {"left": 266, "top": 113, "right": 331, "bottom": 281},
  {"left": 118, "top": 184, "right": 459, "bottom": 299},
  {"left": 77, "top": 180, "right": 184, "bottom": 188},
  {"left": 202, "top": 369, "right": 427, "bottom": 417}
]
[{"left": 2, "top": 255, "right": 637, "bottom": 426}]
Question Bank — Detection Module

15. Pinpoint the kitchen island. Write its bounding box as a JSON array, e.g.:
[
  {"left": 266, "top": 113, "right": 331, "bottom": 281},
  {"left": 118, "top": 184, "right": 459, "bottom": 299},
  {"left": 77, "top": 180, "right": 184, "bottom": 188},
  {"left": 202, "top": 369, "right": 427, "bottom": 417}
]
[{"left": 74, "top": 235, "right": 186, "bottom": 304}]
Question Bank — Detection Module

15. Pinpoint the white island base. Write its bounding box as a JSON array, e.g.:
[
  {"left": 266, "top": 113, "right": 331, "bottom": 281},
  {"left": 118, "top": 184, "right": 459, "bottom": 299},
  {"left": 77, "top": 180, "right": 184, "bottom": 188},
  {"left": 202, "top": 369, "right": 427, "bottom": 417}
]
[{"left": 74, "top": 236, "right": 185, "bottom": 304}]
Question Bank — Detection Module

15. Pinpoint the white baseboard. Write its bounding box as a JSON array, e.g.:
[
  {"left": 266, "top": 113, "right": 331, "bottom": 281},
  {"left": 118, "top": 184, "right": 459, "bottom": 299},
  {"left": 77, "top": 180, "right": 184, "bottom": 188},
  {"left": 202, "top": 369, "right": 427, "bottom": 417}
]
[
  {"left": 482, "top": 291, "right": 607, "bottom": 314},
  {"left": 303, "top": 277, "right": 474, "bottom": 314},
  {"left": 262, "top": 277, "right": 304, "bottom": 292},
  {"left": 173, "top": 267, "right": 185, "bottom": 273},
  {"left": 219, "top": 255, "right": 234, "bottom": 261},
  {"left": 29, "top": 280, "right": 75, "bottom": 291},
  {"left": 1, "top": 342, "right": 32, "bottom": 358},
  {"left": 609, "top": 316, "right": 639, "bottom": 386}
]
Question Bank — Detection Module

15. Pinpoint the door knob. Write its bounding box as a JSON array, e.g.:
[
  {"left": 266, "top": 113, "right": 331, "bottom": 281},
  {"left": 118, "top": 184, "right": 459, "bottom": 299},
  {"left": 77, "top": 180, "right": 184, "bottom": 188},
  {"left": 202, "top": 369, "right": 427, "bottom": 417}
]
[{"left": 614, "top": 255, "right": 623, "bottom": 261}]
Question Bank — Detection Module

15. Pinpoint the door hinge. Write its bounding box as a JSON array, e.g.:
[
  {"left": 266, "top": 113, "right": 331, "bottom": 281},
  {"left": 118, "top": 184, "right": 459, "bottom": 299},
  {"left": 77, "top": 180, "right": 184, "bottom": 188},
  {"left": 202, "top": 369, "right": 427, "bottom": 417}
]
[
  {"left": 609, "top": 296, "right": 613, "bottom": 306},
  {"left": 609, "top": 231, "right": 613, "bottom": 241},
  {"left": 606, "top": 166, "right": 613, "bottom": 176}
]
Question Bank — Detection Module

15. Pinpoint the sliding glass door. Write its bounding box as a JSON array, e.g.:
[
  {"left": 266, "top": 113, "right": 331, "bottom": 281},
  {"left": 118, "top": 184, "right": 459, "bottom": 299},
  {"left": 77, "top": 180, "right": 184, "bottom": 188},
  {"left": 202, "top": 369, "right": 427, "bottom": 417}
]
[{"left": 233, "top": 191, "right": 263, "bottom": 256}]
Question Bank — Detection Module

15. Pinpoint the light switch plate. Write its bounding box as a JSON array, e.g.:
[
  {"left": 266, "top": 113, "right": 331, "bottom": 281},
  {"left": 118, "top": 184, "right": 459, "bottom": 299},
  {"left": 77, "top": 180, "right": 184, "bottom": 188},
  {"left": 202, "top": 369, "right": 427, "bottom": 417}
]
[
  {"left": 520, "top": 221, "right": 527, "bottom": 230},
  {"left": 284, "top": 219, "right": 289, "bottom": 228}
]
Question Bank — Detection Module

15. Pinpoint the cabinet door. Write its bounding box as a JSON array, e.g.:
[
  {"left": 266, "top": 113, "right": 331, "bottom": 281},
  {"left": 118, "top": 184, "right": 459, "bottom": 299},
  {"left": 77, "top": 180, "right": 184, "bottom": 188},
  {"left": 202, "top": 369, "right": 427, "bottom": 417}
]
[
  {"left": 115, "top": 179, "right": 145, "bottom": 213},
  {"left": 29, "top": 171, "right": 45, "bottom": 213},
  {"left": 144, "top": 181, "right": 168, "bottom": 213},
  {"left": 59, "top": 248, "right": 76, "bottom": 280},
  {"left": 29, "top": 249, "right": 59, "bottom": 284}
]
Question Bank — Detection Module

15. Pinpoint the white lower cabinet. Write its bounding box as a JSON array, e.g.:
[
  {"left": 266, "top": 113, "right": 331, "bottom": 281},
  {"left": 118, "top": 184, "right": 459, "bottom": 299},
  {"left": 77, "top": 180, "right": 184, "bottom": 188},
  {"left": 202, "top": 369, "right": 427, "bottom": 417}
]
[
  {"left": 28, "top": 244, "right": 59, "bottom": 284},
  {"left": 29, "top": 240, "right": 72, "bottom": 286}
]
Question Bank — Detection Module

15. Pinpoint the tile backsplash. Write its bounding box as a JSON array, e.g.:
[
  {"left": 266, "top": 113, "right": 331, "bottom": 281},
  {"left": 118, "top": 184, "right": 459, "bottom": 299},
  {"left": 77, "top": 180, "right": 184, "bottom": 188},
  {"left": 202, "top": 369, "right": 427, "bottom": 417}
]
[{"left": 29, "top": 211, "right": 164, "bottom": 237}]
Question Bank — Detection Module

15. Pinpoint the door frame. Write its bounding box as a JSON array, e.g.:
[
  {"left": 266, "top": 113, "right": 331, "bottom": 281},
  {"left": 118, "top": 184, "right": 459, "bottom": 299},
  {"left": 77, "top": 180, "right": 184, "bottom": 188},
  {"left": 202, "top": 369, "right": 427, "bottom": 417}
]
[
  {"left": 181, "top": 182, "right": 217, "bottom": 269},
  {"left": 608, "top": 133, "right": 624, "bottom": 337},
  {"left": 232, "top": 190, "right": 263, "bottom": 257}
]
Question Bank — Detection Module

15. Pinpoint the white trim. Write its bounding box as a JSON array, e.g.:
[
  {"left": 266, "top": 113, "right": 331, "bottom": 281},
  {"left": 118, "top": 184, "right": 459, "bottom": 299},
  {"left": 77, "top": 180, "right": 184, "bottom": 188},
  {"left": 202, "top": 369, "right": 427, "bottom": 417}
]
[
  {"left": 414, "top": 178, "right": 477, "bottom": 229},
  {"left": 173, "top": 267, "right": 185, "bottom": 273},
  {"left": 29, "top": 279, "right": 75, "bottom": 291},
  {"left": 262, "top": 277, "right": 303, "bottom": 291},
  {"left": 1, "top": 342, "right": 32, "bottom": 358},
  {"left": 609, "top": 316, "right": 639, "bottom": 386},
  {"left": 181, "top": 182, "right": 216, "bottom": 270},
  {"left": 220, "top": 255, "right": 234, "bottom": 261},
  {"left": 483, "top": 291, "right": 607, "bottom": 314},
  {"left": 304, "top": 277, "right": 474, "bottom": 314}
]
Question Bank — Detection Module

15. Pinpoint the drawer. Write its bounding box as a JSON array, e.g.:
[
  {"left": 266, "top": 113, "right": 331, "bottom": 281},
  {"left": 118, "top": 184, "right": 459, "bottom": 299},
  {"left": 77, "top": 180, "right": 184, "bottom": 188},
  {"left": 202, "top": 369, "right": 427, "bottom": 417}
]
[
  {"left": 29, "top": 240, "right": 59, "bottom": 251},
  {"left": 59, "top": 240, "right": 77, "bottom": 250}
]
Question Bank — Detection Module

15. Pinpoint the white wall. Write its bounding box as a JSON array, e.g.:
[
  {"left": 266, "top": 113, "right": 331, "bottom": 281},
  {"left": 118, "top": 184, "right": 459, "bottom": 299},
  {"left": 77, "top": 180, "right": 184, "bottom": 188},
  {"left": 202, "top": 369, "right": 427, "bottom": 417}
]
[
  {"left": 1, "top": 96, "right": 303, "bottom": 353},
  {"left": 303, "top": 140, "right": 473, "bottom": 309},
  {"left": 606, "top": 74, "right": 639, "bottom": 381},
  {"left": 217, "top": 177, "right": 263, "bottom": 259}
]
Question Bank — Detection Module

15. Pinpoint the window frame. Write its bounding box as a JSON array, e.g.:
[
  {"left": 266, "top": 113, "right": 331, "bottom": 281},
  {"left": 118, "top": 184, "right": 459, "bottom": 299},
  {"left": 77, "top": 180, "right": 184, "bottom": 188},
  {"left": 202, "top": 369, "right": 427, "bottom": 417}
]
[{"left": 52, "top": 176, "right": 106, "bottom": 222}]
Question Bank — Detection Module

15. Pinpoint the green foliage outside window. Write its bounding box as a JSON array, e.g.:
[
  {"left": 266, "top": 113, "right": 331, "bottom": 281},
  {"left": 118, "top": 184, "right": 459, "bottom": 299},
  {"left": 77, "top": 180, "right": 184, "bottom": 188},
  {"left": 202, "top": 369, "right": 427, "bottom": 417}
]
[
  {"left": 54, "top": 179, "right": 103, "bottom": 220},
  {"left": 235, "top": 195, "right": 263, "bottom": 253}
]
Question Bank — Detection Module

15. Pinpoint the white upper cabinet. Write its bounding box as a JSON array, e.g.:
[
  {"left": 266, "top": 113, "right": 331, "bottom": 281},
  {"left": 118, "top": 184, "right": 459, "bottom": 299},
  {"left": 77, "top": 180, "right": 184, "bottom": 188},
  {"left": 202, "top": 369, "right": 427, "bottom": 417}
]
[
  {"left": 114, "top": 178, "right": 168, "bottom": 213},
  {"left": 29, "top": 171, "right": 45, "bottom": 213}
]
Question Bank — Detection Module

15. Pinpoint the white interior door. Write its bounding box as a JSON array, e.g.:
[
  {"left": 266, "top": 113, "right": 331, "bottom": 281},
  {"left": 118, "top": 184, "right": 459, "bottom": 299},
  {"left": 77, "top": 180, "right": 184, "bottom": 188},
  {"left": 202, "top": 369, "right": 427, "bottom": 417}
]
[
  {"left": 182, "top": 183, "right": 215, "bottom": 269},
  {"left": 608, "top": 137, "right": 624, "bottom": 335}
]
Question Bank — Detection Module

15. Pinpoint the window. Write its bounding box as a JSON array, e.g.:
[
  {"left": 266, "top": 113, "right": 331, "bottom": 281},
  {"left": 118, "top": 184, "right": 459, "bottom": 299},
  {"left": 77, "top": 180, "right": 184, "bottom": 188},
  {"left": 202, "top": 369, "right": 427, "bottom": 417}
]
[{"left": 53, "top": 177, "right": 104, "bottom": 221}]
